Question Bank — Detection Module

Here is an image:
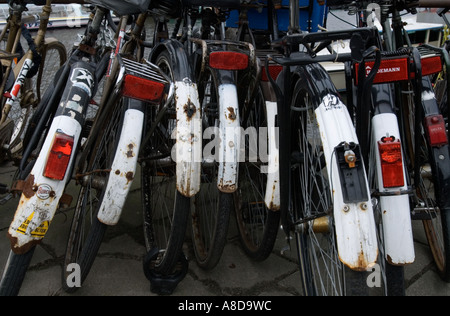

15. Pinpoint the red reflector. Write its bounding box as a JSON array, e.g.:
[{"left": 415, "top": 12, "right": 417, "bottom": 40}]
[
  {"left": 122, "top": 75, "right": 165, "bottom": 103},
  {"left": 355, "top": 58, "right": 409, "bottom": 84},
  {"left": 209, "top": 51, "right": 249, "bottom": 70},
  {"left": 378, "top": 138, "right": 405, "bottom": 188},
  {"left": 262, "top": 65, "right": 283, "bottom": 82},
  {"left": 425, "top": 114, "right": 448, "bottom": 147},
  {"left": 421, "top": 56, "right": 442, "bottom": 76},
  {"left": 43, "top": 132, "right": 74, "bottom": 180}
]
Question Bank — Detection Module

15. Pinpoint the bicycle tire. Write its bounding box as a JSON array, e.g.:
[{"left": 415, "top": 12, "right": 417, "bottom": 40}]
[
  {"left": 140, "top": 49, "right": 190, "bottom": 275},
  {"left": 61, "top": 95, "right": 126, "bottom": 292},
  {"left": 290, "top": 78, "right": 368, "bottom": 296},
  {"left": 235, "top": 83, "right": 280, "bottom": 261},
  {"left": 0, "top": 248, "right": 35, "bottom": 296},
  {"left": 33, "top": 40, "right": 67, "bottom": 103},
  {"left": 190, "top": 66, "right": 234, "bottom": 270}
]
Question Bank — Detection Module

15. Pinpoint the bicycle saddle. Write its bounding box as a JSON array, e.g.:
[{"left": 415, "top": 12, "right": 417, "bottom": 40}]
[{"left": 182, "top": 0, "right": 240, "bottom": 9}]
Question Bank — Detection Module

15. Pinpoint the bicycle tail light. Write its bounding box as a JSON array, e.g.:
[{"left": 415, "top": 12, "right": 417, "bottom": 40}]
[
  {"left": 120, "top": 56, "right": 168, "bottom": 104},
  {"left": 425, "top": 114, "right": 448, "bottom": 147},
  {"left": 122, "top": 74, "right": 165, "bottom": 103},
  {"left": 421, "top": 56, "right": 442, "bottom": 77},
  {"left": 209, "top": 51, "right": 249, "bottom": 70},
  {"left": 378, "top": 136, "right": 404, "bottom": 188},
  {"left": 43, "top": 131, "right": 74, "bottom": 181},
  {"left": 262, "top": 65, "right": 283, "bottom": 82}
]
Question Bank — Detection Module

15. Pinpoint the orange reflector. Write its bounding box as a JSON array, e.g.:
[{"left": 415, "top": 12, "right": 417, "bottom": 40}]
[
  {"left": 378, "top": 137, "right": 405, "bottom": 188},
  {"left": 122, "top": 75, "right": 165, "bottom": 103},
  {"left": 425, "top": 114, "right": 448, "bottom": 147},
  {"left": 355, "top": 57, "right": 409, "bottom": 84},
  {"left": 209, "top": 51, "right": 249, "bottom": 70},
  {"left": 43, "top": 132, "right": 74, "bottom": 180},
  {"left": 262, "top": 65, "right": 283, "bottom": 82}
]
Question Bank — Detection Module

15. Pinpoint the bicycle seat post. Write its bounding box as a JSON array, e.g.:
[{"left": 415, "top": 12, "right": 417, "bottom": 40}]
[{"left": 289, "top": 0, "right": 300, "bottom": 34}]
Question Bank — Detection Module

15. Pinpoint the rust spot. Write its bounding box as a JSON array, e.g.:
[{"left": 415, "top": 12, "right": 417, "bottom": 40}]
[
  {"left": 227, "top": 107, "right": 236, "bottom": 121},
  {"left": 126, "top": 171, "right": 134, "bottom": 182},
  {"left": 22, "top": 175, "right": 36, "bottom": 199},
  {"left": 7, "top": 233, "right": 41, "bottom": 255},
  {"left": 115, "top": 170, "right": 121, "bottom": 175},
  {"left": 184, "top": 100, "right": 196, "bottom": 120},
  {"left": 127, "top": 143, "right": 134, "bottom": 158}
]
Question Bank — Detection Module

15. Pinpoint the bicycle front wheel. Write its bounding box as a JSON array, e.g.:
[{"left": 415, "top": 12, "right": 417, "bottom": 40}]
[{"left": 6, "top": 40, "right": 66, "bottom": 160}]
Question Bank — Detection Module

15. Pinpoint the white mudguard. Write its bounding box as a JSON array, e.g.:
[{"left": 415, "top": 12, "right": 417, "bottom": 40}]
[
  {"left": 8, "top": 116, "right": 81, "bottom": 254},
  {"left": 315, "top": 94, "right": 378, "bottom": 271},
  {"left": 97, "top": 109, "right": 144, "bottom": 226},
  {"left": 372, "top": 113, "right": 415, "bottom": 265},
  {"left": 264, "top": 100, "right": 280, "bottom": 211},
  {"left": 217, "top": 83, "right": 240, "bottom": 193},
  {"left": 174, "top": 78, "right": 202, "bottom": 197}
]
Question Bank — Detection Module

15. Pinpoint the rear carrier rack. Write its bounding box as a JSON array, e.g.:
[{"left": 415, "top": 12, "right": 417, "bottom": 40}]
[{"left": 118, "top": 55, "right": 172, "bottom": 104}]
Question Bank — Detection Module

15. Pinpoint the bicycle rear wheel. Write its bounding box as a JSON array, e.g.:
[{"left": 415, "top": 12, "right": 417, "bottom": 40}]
[
  {"left": 140, "top": 49, "right": 190, "bottom": 275},
  {"left": 61, "top": 95, "right": 126, "bottom": 292},
  {"left": 235, "top": 83, "right": 280, "bottom": 261},
  {"left": 290, "top": 80, "right": 369, "bottom": 296},
  {"left": 407, "top": 84, "right": 450, "bottom": 282},
  {"left": 189, "top": 67, "right": 234, "bottom": 270}
]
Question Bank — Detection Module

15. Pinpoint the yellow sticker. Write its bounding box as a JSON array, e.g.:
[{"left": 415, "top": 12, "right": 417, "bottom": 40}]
[
  {"left": 31, "top": 221, "right": 49, "bottom": 238},
  {"left": 16, "top": 212, "right": 35, "bottom": 235}
]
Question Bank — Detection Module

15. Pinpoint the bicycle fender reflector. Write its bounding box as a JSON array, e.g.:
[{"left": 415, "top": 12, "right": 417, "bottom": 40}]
[
  {"left": 378, "top": 137, "right": 404, "bottom": 188},
  {"left": 425, "top": 114, "right": 448, "bottom": 147},
  {"left": 262, "top": 65, "right": 283, "bottom": 82},
  {"left": 421, "top": 56, "right": 442, "bottom": 76},
  {"left": 354, "top": 57, "right": 409, "bottom": 84},
  {"left": 209, "top": 51, "right": 249, "bottom": 70},
  {"left": 122, "top": 74, "right": 165, "bottom": 103},
  {"left": 43, "top": 131, "right": 74, "bottom": 180}
]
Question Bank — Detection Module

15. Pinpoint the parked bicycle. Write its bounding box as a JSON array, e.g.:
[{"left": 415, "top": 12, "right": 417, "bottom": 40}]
[
  {"left": 0, "top": 2, "right": 117, "bottom": 296},
  {"left": 328, "top": 0, "right": 450, "bottom": 294},
  {"left": 0, "top": 0, "right": 66, "bottom": 165},
  {"left": 61, "top": 0, "right": 199, "bottom": 295}
]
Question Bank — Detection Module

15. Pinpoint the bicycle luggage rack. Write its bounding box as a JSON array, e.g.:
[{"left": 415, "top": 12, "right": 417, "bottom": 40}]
[{"left": 117, "top": 54, "right": 173, "bottom": 105}]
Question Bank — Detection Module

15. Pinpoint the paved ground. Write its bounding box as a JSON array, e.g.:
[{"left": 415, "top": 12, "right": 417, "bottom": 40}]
[{"left": 1, "top": 160, "right": 450, "bottom": 297}]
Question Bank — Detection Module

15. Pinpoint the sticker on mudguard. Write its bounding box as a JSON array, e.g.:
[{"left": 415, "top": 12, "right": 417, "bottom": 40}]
[
  {"left": 15, "top": 211, "right": 49, "bottom": 238},
  {"left": 30, "top": 220, "right": 49, "bottom": 238},
  {"left": 16, "top": 212, "right": 35, "bottom": 235}
]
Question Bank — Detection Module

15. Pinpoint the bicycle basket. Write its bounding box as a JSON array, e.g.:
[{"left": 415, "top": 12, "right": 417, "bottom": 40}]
[{"left": 86, "top": 0, "right": 151, "bottom": 15}]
